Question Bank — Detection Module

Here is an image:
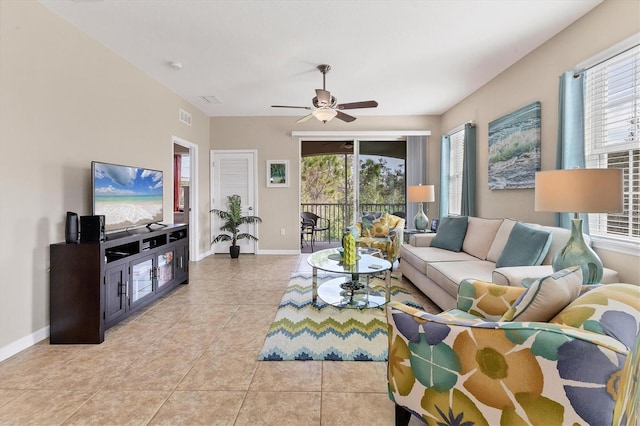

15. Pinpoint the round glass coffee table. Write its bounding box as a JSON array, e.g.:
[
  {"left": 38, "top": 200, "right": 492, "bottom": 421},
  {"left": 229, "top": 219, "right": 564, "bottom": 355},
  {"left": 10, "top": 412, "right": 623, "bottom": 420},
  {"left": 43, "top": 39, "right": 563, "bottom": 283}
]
[{"left": 307, "top": 247, "right": 392, "bottom": 309}]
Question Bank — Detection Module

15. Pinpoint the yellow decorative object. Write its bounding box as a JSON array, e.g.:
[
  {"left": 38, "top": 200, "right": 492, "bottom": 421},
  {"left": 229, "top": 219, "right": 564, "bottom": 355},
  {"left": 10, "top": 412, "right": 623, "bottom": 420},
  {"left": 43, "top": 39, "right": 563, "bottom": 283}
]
[{"left": 343, "top": 231, "right": 356, "bottom": 265}]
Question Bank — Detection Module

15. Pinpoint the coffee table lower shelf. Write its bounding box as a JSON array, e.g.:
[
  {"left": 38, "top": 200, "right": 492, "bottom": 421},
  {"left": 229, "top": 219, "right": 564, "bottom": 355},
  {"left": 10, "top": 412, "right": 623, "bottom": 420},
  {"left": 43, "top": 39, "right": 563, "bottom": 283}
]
[{"left": 315, "top": 276, "right": 387, "bottom": 309}]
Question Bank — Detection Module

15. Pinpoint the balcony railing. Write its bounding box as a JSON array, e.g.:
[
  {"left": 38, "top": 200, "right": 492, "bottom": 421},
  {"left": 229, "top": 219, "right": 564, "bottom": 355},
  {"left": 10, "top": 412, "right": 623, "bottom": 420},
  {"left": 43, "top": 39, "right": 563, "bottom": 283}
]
[{"left": 301, "top": 203, "right": 405, "bottom": 242}]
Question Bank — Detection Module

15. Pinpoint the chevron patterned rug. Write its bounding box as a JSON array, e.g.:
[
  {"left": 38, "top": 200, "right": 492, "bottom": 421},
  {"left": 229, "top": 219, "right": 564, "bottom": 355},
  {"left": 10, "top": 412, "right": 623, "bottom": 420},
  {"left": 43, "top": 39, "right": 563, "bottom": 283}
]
[{"left": 258, "top": 273, "right": 425, "bottom": 361}]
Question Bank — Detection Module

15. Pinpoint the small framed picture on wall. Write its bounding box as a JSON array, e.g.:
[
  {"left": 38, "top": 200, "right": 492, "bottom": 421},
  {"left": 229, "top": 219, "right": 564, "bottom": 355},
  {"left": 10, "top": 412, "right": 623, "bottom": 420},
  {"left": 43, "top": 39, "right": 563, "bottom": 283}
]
[{"left": 267, "top": 160, "right": 289, "bottom": 187}]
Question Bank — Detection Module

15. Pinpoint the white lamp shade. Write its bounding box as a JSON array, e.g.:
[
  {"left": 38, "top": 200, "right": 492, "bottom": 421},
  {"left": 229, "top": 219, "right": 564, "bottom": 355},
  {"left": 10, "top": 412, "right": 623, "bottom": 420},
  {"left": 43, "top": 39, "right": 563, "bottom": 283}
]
[
  {"left": 312, "top": 108, "right": 337, "bottom": 122},
  {"left": 407, "top": 185, "right": 435, "bottom": 203},
  {"left": 535, "top": 169, "right": 623, "bottom": 213}
]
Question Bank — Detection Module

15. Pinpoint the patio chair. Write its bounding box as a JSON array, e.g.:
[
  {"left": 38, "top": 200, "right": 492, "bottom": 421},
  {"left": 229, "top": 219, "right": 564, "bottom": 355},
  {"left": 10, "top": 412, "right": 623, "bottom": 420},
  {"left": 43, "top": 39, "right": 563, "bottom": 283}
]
[
  {"left": 350, "top": 212, "right": 405, "bottom": 263},
  {"left": 300, "top": 212, "right": 330, "bottom": 252},
  {"left": 300, "top": 217, "right": 314, "bottom": 250}
]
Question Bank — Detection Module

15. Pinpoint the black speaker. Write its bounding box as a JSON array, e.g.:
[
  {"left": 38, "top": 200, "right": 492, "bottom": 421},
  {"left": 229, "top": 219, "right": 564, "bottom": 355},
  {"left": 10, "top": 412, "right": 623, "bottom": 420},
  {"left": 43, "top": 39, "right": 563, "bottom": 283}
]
[
  {"left": 65, "top": 212, "right": 79, "bottom": 243},
  {"left": 80, "top": 215, "right": 105, "bottom": 242}
]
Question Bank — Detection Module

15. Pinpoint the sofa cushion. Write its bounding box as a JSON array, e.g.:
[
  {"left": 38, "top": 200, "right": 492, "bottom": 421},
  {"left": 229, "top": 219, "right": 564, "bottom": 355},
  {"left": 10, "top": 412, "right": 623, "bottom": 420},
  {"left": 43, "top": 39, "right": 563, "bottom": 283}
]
[
  {"left": 461, "top": 217, "right": 503, "bottom": 260},
  {"left": 493, "top": 265, "right": 621, "bottom": 287},
  {"left": 486, "top": 219, "right": 518, "bottom": 262},
  {"left": 430, "top": 216, "right": 468, "bottom": 252},
  {"left": 550, "top": 283, "right": 640, "bottom": 349},
  {"left": 496, "top": 222, "right": 552, "bottom": 267},
  {"left": 526, "top": 223, "right": 592, "bottom": 266},
  {"left": 501, "top": 266, "right": 583, "bottom": 322},
  {"left": 399, "top": 245, "right": 478, "bottom": 275},
  {"left": 492, "top": 265, "right": 554, "bottom": 286},
  {"left": 427, "top": 260, "right": 496, "bottom": 298}
]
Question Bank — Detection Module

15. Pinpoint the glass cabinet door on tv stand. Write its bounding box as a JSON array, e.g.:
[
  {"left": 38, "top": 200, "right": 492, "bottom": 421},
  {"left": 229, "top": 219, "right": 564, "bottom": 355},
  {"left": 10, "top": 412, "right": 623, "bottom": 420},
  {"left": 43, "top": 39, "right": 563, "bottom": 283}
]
[
  {"left": 130, "top": 255, "right": 154, "bottom": 307},
  {"left": 156, "top": 248, "right": 175, "bottom": 289}
]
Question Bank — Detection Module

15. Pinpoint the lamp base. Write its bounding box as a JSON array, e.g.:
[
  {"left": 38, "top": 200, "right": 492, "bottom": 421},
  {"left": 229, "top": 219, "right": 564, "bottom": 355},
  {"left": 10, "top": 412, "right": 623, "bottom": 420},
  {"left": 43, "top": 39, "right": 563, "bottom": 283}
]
[
  {"left": 414, "top": 203, "right": 429, "bottom": 231},
  {"left": 552, "top": 218, "right": 603, "bottom": 284}
]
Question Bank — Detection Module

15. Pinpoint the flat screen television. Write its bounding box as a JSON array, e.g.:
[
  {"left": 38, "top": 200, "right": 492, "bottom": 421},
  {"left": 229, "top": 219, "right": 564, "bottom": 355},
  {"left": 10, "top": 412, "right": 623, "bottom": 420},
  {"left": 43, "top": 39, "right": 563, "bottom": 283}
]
[{"left": 92, "top": 161, "right": 164, "bottom": 232}]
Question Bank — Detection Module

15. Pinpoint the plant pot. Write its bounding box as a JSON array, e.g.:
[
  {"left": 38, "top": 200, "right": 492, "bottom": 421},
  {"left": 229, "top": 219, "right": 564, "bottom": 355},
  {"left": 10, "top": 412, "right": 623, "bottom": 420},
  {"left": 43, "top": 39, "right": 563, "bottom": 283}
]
[{"left": 229, "top": 245, "right": 240, "bottom": 258}]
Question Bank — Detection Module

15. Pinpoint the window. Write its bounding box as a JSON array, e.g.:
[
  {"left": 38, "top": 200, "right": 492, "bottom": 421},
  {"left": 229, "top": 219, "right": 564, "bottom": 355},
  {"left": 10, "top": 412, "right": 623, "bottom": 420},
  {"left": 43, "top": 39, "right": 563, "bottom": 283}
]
[
  {"left": 584, "top": 43, "right": 640, "bottom": 245},
  {"left": 448, "top": 128, "right": 465, "bottom": 216}
]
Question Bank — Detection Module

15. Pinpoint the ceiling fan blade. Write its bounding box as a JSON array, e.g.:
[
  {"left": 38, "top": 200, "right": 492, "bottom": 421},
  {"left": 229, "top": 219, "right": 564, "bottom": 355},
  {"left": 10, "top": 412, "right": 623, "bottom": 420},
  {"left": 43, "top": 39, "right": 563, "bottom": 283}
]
[
  {"left": 336, "top": 100, "right": 378, "bottom": 110},
  {"left": 271, "top": 105, "right": 312, "bottom": 110},
  {"left": 296, "top": 113, "right": 314, "bottom": 123},
  {"left": 336, "top": 110, "right": 356, "bottom": 123},
  {"left": 315, "top": 89, "right": 331, "bottom": 105}
]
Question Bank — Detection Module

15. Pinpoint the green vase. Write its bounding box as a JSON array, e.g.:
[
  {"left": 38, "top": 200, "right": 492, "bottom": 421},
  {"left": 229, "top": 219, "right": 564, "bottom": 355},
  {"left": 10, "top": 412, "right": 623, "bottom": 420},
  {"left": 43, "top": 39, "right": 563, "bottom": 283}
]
[
  {"left": 343, "top": 231, "right": 356, "bottom": 265},
  {"left": 552, "top": 218, "right": 603, "bottom": 284},
  {"left": 414, "top": 202, "right": 429, "bottom": 231}
]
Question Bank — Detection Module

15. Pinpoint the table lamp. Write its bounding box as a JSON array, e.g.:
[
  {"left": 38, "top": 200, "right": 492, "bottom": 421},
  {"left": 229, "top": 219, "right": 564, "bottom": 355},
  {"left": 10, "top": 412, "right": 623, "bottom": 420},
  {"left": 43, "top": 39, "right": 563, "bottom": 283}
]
[
  {"left": 534, "top": 168, "right": 623, "bottom": 284},
  {"left": 408, "top": 184, "right": 435, "bottom": 231}
]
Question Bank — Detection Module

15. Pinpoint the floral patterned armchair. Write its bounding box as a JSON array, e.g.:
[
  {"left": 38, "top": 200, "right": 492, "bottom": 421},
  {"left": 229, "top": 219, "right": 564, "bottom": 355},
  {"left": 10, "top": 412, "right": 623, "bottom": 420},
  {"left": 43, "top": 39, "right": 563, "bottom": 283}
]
[
  {"left": 387, "top": 272, "right": 640, "bottom": 426},
  {"left": 351, "top": 212, "right": 404, "bottom": 263}
]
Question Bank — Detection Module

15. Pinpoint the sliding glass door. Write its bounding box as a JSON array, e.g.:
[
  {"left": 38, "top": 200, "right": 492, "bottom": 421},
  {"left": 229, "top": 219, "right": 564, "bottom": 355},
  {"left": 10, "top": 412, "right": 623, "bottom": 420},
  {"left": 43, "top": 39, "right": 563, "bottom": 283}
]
[{"left": 300, "top": 140, "right": 406, "bottom": 243}]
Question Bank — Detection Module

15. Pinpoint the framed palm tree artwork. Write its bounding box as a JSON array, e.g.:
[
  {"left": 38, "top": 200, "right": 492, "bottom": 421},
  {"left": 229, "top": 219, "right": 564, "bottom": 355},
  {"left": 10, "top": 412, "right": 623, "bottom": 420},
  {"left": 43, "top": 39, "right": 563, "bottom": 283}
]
[{"left": 267, "top": 160, "right": 289, "bottom": 187}]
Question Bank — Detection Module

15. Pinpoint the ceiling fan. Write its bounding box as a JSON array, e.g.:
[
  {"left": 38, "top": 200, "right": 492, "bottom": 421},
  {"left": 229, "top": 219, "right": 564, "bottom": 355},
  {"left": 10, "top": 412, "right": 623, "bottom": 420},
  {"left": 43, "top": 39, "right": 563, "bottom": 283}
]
[{"left": 271, "top": 64, "right": 378, "bottom": 123}]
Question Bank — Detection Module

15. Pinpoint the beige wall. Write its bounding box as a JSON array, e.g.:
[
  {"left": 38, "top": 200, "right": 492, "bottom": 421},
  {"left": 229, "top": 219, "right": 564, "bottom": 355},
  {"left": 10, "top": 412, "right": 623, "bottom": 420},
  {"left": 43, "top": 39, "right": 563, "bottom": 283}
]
[
  {"left": 0, "top": 2, "right": 210, "bottom": 355},
  {"left": 1, "top": 0, "right": 638, "bottom": 358},
  {"left": 439, "top": 0, "right": 640, "bottom": 284},
  {"left": 210, "top": 116, "right": 440, "bottom": 251}
]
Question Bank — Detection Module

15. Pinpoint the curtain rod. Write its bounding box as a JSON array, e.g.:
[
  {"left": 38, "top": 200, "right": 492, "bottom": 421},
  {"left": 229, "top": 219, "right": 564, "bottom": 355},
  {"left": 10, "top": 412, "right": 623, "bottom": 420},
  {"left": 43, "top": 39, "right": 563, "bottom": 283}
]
[
  {"left": 444, "top": 121, "right": 475, "bottom": 136},
  {"left": 574, "top": 43, "right": 638, "bottom": 78},
  {"left": 574, "top": 33, "right": 639, "bottom": 77}
]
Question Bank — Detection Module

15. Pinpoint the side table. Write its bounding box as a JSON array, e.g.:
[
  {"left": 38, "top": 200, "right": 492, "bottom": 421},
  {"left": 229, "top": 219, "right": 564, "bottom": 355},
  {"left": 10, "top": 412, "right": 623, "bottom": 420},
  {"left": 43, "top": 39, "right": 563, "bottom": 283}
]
[{"left": 403, "top": 229, "right": 434, "bottom": 244}]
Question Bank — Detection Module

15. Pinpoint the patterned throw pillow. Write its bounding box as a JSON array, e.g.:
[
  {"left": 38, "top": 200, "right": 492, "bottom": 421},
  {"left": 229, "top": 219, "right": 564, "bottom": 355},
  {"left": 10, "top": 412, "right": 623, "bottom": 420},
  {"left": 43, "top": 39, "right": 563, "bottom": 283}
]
[
  {"left": 361, "top": 212, "right": 390, "bottom": 238},
  {"left": 501, "top": 266, "right": 583, "bottom": 322}
]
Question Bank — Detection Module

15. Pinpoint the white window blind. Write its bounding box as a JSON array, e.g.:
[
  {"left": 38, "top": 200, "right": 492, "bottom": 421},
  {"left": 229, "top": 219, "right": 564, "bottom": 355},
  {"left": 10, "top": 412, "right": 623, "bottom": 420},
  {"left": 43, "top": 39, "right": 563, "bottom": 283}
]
[
  {"left": 584, "top": 43, "right": 640, "bottom": 242},
  {"left": 449, "top": 129, "right": 465, "bottom": 216}
]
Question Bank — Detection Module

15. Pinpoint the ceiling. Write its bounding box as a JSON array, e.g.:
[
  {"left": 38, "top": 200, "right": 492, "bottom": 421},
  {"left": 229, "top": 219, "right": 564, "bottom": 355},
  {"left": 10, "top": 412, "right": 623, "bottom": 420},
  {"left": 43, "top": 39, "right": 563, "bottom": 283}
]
[{"left": 40, "top": 0, "right": 602, "bottom": 119}]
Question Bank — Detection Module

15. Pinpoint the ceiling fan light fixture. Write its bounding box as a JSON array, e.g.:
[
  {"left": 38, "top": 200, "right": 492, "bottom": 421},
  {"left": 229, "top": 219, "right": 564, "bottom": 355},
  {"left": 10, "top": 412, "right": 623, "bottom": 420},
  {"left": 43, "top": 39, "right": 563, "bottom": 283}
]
[{"left": 312, "top": 107, "right": 337, "bottom": 123}]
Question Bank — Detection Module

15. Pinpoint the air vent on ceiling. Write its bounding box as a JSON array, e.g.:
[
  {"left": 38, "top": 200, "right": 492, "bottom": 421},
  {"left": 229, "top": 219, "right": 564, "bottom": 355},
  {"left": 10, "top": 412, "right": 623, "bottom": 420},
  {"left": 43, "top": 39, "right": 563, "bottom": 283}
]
[
  {"left": 179, "top": 109, "right": 192, "bottom": 126},
  {"left": 200, "top": 95, "right": 222, "bottom": 104}
]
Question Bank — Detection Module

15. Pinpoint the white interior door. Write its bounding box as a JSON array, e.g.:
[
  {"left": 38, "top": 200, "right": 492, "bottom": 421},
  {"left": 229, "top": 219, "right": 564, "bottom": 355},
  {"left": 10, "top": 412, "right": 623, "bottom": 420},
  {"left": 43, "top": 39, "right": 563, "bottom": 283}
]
[
  {"left": 211, "top": 150, "right": 257, "bottom": 254},
  {"left": 172, "top": 136, "right": 198, "bottom": 261}
]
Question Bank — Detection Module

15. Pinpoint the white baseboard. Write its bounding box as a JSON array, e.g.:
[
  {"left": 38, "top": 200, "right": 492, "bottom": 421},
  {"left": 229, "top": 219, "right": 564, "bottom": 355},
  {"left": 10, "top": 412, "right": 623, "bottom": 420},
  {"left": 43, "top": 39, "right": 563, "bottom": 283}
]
[
  {"left": 195, "top": 249, "right": 213, "bottom": 260},
  {"left": 0, "top": 326, "right": 49, "bottom": 362}
]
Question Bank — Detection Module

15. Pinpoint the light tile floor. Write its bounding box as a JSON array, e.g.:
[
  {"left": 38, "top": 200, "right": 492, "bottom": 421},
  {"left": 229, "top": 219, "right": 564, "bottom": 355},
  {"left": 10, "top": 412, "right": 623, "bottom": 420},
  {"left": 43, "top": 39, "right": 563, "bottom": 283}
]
[{"left": 0, "top": 254, "right": 437, "bottom": 425}]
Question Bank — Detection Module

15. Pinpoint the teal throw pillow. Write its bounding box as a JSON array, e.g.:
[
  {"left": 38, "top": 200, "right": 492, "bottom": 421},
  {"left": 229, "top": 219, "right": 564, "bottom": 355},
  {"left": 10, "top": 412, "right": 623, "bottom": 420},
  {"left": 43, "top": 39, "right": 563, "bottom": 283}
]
[
  {"left": 430, "top": 216, "right": 469, "bottom": 252},
  {"left": 496, "top": 222, "right": 552, "bottom": 268}
]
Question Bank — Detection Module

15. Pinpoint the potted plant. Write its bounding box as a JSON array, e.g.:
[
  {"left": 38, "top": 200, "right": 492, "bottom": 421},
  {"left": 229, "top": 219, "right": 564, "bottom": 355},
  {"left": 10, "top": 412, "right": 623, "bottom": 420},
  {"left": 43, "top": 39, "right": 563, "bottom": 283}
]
[{"left": 210, "top": 194, "right": 262, "bottom": 258}]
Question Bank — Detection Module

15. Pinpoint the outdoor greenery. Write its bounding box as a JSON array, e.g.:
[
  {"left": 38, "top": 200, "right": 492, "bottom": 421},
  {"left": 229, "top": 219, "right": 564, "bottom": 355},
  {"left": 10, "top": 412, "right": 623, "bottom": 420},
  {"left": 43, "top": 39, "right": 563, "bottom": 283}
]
[
  {"left": 301, "top": 154, "right": 405, "bottom": 205},
  {"left": 301, "top": 154, "right": 405, "bottom": 242}
]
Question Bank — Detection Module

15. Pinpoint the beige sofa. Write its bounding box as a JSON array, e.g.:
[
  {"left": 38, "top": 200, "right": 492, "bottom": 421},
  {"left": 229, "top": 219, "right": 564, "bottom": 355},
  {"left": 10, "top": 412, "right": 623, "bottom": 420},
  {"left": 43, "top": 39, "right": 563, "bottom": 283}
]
[{"left": 399, "top": 216, "right": 620, "bottom": 310}]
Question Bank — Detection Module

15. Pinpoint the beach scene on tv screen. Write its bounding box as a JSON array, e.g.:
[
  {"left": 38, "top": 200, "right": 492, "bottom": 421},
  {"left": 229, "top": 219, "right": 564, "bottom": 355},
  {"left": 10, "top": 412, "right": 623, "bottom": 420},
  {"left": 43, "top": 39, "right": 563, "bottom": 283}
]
[{"left": 94, "top": 163, "right": 163, "bottom": 230}]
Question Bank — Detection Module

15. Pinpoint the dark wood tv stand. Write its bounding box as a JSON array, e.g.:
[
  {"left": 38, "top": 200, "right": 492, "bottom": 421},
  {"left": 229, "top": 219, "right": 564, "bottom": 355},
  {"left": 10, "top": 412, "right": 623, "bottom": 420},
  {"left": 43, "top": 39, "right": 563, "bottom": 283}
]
[{"left": 49, "top": 224, "right": 189, "bottom": 344}]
